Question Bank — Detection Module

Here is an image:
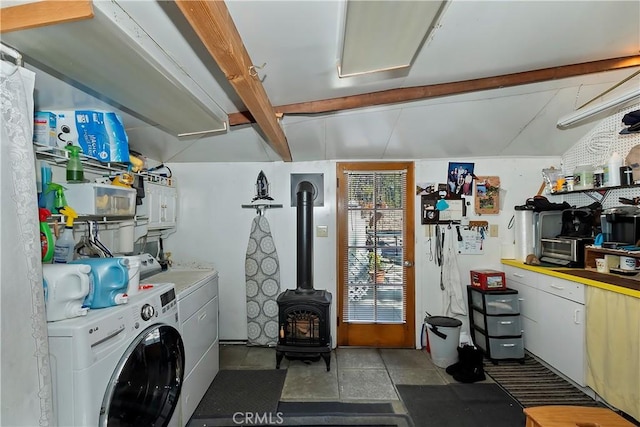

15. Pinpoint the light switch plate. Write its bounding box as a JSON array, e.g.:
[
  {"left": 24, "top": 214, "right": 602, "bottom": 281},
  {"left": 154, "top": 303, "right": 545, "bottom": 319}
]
[{"left": 317, "top": 225, "right": 328, "bottom": 237}]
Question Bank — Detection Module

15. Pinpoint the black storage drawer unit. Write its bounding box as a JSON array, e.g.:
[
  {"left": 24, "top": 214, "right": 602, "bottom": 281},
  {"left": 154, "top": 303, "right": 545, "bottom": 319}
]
[{"left": 467, "top": 286, "right": 525, "bottom": 362}]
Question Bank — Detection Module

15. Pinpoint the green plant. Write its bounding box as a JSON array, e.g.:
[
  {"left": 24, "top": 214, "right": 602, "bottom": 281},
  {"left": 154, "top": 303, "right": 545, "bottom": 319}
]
[{"left": 369, "top": 251, "right": 383, "bottom": 272}]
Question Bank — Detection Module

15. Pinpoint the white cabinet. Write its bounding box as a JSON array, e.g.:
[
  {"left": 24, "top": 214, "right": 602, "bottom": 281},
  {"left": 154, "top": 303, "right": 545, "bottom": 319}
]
[
  {"left": 503, "top": 265, "right": 586, "bottom": 386},
  {"left": 503, "top": 266, "right": 543, "bottom": 356},
  {"left": 537, "top": 276, "right": 586, "bottom": 386},
  {"left": 141, "top": 181, "right": 177, "bottom": 229}
]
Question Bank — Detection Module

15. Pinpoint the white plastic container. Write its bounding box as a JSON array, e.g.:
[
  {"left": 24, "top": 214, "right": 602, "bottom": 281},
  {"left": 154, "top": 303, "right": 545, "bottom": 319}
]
[
  {"left": 605, "top": 152, "right": 622, "bottom": 187},
  {"left": 42, "top": 263, "right": 91, "bottom": 322},
  {"left": 64, "top": 183, "right": 136, "bottom": 217},
  {"left": 425, "top": 316, "right": 462, "bottom": 368},
  {"left": 120, "top": 255, "right": 141, "bottom": 296}
]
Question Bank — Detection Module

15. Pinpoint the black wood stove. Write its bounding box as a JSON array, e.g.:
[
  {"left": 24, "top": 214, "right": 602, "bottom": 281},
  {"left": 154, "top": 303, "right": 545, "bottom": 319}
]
[{"left": 275, "top": 181, "right": 332, "bottom": 371}]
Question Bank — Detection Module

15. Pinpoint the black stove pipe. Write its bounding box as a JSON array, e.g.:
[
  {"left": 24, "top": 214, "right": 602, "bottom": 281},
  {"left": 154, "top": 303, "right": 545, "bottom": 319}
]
[{"left": 296, "top": 181, "right": 315, "bottom": 293}]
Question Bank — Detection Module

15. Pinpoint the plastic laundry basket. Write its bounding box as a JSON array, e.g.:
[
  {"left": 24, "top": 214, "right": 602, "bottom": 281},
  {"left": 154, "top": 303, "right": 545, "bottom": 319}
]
[{"left": 425, "top": 316, "right": 462, "bottom": 368}]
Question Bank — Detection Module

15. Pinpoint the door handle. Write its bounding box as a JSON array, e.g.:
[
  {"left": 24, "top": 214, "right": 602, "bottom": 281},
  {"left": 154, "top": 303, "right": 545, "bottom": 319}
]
[{"left": 403, "top": 261, "right": 414, "bottom": 267}]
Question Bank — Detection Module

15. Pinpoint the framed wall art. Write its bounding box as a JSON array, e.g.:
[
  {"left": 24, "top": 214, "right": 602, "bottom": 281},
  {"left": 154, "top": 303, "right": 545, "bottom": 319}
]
[{"left": 474, "top": 176, "right": 500, "bottom": 215}]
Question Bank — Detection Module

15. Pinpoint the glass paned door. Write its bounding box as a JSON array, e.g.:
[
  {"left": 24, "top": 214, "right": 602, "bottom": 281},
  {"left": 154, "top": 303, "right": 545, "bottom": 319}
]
[{"left": 337, "top": 162, "right": 415, "bottom": 347}]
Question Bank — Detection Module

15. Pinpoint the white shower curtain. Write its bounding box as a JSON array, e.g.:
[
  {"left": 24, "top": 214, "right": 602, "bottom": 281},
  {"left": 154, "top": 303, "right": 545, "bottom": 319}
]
[{"left": 1, "top": 60, "right": 53, "bottom": 426}]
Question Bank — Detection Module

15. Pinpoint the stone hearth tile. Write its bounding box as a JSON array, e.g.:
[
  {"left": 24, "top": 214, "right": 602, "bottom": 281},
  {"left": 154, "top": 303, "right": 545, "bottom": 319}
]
[
  {"left": 379, "top": 348, "right": 434, "bottom": 369},
  {"left": 387, "top": 367, "right": 447, "bottom": 385},
  {"left": 243, "top": 346, "right": 284, "bottom": 369},
  {"left": 339, "top": 368, "right": 398, "bottom": 400},
  {"left": 281, "top": 365, "right": 339, "bottom": 401},
  {"left": 336, "top": 348, "right": 385, "bottom": 369}
]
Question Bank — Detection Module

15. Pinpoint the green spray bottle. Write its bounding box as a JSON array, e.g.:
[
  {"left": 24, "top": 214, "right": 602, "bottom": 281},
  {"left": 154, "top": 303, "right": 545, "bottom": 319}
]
[
  {"left": 45, "top": 183, "right": 67, "bottom": 213},
  {"left": 65, "top": 145, "right": 84, "bottom": 182}
]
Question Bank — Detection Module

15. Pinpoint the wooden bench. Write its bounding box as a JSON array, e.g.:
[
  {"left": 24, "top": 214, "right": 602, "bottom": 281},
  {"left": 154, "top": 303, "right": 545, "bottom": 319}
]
[{"left": 524, "top": 406, "right": 636, "bottom": 427}]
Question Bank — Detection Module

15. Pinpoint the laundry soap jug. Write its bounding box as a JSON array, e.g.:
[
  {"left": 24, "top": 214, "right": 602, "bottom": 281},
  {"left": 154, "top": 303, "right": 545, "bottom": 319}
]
[
  {"left": 71, "top": 257, "right": 129, "bottom": 308},
  {"left": 42, "top": 263, "right": 91, "bottom": 322}
]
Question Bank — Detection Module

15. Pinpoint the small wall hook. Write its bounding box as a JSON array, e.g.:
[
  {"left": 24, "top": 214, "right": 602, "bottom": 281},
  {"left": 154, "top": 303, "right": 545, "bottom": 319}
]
[{"left": 248, "top": 62, "right": 267, "bottom": 81}]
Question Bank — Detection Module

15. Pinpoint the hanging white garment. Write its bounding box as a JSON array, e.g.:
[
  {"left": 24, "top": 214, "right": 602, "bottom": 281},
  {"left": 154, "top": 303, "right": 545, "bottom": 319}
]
[
  {"left": 1, "top": 59, "right": 54, "bottom": 425},
  {"left": 441, "top": 227, "right": 467, "bottom": 317}
]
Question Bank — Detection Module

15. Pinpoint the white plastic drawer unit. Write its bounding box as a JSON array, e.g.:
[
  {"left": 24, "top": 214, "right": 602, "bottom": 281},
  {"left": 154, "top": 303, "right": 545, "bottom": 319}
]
[
  {"left": 474, "top": 329, "right": 525, "bottom": 360},
  {"left": 470, "top": 288, "right": 520, "bottom": 315},
  {"left": 64, "top": 183, "right": 136, "bottom": 217},
  {"left": 472, "top": 310, "right": 522, "bottom": 337}
]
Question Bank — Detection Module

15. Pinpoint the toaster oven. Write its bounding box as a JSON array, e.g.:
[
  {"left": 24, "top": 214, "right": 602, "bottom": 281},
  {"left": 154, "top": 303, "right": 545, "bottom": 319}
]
[{"left": 540, "top": 237, "right": 592, "bottom": 267}]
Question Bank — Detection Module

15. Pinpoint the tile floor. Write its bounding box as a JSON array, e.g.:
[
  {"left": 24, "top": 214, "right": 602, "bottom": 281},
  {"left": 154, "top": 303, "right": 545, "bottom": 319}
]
[{"left": 219, "top": 344, "right": 493, "bottom": 412}]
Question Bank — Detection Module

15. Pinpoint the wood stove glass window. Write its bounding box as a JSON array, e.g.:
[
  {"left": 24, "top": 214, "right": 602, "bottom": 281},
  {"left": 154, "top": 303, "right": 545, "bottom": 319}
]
[{"left": 343, "top": 171, "right": 406, "bottom": 323}]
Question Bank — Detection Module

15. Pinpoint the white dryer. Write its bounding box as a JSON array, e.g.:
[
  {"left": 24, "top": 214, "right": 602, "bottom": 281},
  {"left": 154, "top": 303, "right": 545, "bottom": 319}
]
[{"left": 47, "top": 283, "right": 184, "bottom": 427}]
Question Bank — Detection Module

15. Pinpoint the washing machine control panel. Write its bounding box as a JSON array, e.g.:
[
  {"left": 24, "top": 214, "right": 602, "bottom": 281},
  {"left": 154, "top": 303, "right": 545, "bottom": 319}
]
[{"left": 141, "top": 304, "right": 155, "bottom": 321}]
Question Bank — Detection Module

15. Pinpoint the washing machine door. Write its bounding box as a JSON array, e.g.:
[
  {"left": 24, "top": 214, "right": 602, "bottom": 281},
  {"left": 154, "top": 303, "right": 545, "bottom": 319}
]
[{"left": 100, "top": 324, "right": 184, "bottom": 427}]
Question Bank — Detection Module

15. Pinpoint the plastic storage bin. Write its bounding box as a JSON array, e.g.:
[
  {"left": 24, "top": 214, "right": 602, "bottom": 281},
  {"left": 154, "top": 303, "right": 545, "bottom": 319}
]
[
  {"left": 65, "top": 183, "right": 136, "bottom": 217},
  {"left": 473, "top": 329, "right": 524, "bottom": 360},
  {"left": 470, "top": 289, "right": 519, "bottom": 315},
  {"left": 472, "top": 310, "right": 522, "bottom": 336},
  {"left": 425, "top": 316, "right": 462, "bottom": 368}
]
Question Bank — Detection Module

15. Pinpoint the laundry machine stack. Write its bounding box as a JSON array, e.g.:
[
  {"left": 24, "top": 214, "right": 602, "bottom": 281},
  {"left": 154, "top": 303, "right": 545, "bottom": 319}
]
[{"left": 47, "top": 283, "right": 184, "bottom": 426}]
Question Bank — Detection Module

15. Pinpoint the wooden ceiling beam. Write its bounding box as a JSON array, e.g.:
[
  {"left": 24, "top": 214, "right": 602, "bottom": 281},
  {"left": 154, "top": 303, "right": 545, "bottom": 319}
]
[
  {"left": 229, "top": 55, "right": 640, "bottom": 126},
  {"left": 0, "top": 0, "right": 93, "bottom": 34},
  {"left": 175, "top": 0, "right": 292, "bottom": 162}
]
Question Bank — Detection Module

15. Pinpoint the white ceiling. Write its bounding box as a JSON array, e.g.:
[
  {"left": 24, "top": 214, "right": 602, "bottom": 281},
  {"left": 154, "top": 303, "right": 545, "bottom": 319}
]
[{"left": 5, "top": 0, "right": 640, "bottom": 163}]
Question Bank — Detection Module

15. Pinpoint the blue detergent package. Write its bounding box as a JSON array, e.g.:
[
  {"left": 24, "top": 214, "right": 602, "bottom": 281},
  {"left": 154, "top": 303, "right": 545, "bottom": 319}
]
[{"left": 49, "top": 110, "right": 130, "bottom": 163}]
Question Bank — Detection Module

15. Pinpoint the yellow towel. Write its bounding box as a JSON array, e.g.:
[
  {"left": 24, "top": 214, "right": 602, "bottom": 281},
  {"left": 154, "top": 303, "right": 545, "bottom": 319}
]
[{"left": 586, "top": 287, "right": 640, "bottom": 421}]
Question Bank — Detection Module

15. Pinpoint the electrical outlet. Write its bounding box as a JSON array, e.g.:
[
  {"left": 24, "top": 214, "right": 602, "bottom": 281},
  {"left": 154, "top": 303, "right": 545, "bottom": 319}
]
[{"left": 489, "top": 224, "right": 499, "bottom": 237}]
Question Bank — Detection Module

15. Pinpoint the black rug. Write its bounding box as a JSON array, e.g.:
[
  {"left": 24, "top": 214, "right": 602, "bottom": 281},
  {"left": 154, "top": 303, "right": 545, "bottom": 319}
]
[
  {"left": 483, "top": 354, "right": 601, "bottom": 407},
  {"left": 397, "top": 383, "right": 525, "bottom": 427},
  {"left": 190, "top": 369, "right": 287, "bottom": 418}
]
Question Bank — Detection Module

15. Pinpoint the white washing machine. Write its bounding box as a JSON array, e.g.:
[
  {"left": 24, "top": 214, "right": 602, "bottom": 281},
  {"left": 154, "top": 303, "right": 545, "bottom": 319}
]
[
  {"left": 47, "top": 283, "right": 184, "bottom": 427},
  {"left": 144, "top": 267, "right": 219, "bottom": 426}
]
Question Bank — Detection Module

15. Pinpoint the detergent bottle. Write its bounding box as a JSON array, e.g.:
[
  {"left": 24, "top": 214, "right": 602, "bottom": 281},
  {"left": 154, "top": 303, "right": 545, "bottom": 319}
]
[
  {"left": 53, "top": 206, "right": 78, "bottom": 264},
  {"left": 39, "top": 208, "right": 54, "bottom": 263},
  {"left": 65, "top": 145, "right": 84, "bottom": 183}
]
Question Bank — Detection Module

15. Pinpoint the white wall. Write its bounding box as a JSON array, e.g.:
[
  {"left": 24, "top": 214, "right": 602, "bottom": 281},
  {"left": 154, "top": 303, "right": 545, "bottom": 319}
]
[{"left": 166, "top": 156, "right": 559, "bottom": 346}]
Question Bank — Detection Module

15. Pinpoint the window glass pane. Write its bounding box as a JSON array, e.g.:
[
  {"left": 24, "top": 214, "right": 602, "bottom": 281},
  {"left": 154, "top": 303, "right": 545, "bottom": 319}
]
[{"left": 343, "top": 170, "right": 407, "bottom": 324}]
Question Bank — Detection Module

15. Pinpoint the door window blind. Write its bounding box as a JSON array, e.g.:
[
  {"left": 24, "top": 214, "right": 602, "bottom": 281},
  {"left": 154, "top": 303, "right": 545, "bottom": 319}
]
[{"left": 341, "top": 170, "right": 407, "bottom": 323}]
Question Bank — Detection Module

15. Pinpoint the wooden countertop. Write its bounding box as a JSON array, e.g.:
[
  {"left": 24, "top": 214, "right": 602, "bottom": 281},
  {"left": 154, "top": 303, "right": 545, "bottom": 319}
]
[{"left": 501, "top": 259, "right": 640, "bottom": 299}]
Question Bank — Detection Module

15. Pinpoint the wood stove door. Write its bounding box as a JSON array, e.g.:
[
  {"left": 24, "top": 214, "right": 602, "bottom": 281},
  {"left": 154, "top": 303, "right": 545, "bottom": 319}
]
[{"left": 336, "top": 162, "right": 415, "bottom": 347}]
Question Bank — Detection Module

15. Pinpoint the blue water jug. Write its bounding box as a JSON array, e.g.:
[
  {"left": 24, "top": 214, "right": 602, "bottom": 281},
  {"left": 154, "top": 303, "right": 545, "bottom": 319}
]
[{"left": 70, "top": 258, "right": 129, "bottom": 308}]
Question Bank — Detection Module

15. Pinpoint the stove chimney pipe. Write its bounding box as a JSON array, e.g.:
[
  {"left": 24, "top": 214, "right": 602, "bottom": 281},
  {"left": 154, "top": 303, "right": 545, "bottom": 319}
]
[{"left": 296, "top": 181, "right": 314, "bottom": 293}]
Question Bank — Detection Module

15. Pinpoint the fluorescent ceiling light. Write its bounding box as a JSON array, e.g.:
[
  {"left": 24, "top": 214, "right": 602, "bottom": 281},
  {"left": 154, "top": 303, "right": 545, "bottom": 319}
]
[
  {"left": 338, "top": 0, "right": 447, "bottom": 78},
  {"left": 557, "top": 88, "right": 640, "bottom": 129}
]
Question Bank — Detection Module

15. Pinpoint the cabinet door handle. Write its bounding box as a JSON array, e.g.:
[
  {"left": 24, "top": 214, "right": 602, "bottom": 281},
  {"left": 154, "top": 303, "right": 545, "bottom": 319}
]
[
  {"left": 501, "top": 343, "right": 516, "bottom": 347},
  {"left": 495, "top": 299, "right": 510, "bottom": 303},
  {"left": 513, "top": 273, "right": 524, "bottom": 278},
  {"left": 574, "top": 309, "right": 581, "bottom": 324},
  {"left": 499, "top": 321, "right": 513, "bottom": 325},
  {"left": 199, "top": 312, "right": 207, "bottom": 322},
  {"left": 518, "top": 298, "right": 524, "bottom": 301},
  {"left": 551, "top": 284, "right": 565, "bottom": 290}
]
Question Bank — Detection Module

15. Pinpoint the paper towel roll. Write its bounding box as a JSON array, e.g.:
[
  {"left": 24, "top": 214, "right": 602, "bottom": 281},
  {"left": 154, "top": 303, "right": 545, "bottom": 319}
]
[{"left": 514, "top": 208, "right": 534, "bottom": 262}]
